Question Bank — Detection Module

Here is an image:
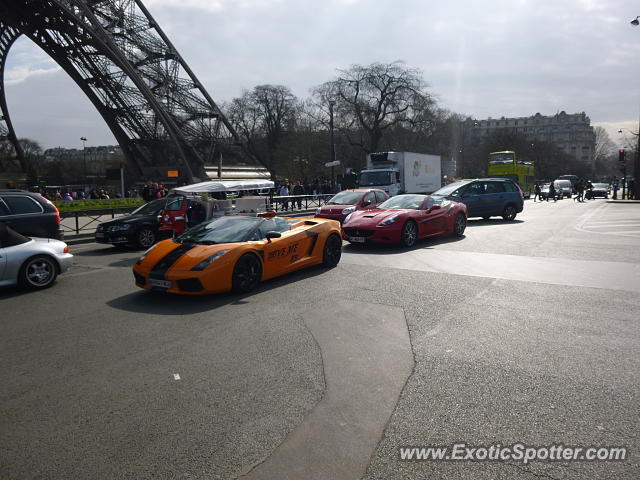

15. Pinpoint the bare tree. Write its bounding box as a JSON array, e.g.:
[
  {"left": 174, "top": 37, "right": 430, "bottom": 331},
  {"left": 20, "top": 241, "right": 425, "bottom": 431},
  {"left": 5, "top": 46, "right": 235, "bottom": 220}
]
[
  {"left": 312, "top": 61, "right": 437, "bottom": 155},
  {"left": 226, "top": 85, "right": 298, "bottom": 179},
  {"left": 593, "top": 126, "right": 618, "bottom": 178}
]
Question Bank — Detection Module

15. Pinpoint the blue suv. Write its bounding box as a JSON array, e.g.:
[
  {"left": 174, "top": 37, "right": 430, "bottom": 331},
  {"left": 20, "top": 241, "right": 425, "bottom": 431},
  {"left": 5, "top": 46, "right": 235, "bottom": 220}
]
[{"left": 432, "top": 178, "right": 524, "bottom": 220}]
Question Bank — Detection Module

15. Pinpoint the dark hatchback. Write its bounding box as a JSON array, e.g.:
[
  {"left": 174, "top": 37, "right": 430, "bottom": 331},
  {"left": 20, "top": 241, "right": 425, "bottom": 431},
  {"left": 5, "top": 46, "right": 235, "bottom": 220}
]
[
  {"left": 95, "top": 199, "right": 167, "bottom": 248},
  {"left": 432, "top": 178, "right": 524, "bottom": 220},
  {"left": 0, "top": 190, "right": 63, "bottom": 239}
]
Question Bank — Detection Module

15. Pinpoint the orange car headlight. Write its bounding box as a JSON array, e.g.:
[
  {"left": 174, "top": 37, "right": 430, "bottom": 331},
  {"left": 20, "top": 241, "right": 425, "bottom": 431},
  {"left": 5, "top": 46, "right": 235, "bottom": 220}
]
[{"left": 191, "top": 249, "right": 230, "bottom": 271}]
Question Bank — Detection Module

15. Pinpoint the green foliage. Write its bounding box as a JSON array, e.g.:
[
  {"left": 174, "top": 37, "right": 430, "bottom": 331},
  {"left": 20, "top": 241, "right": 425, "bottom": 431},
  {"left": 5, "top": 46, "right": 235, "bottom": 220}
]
[{"left": 53, "top": 198, "right": 144, "bottom": 211}]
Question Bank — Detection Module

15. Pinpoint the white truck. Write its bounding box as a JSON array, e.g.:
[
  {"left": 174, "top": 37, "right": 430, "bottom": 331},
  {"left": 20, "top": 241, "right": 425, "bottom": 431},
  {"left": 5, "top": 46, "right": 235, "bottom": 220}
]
[{"left": 358, "top": 151, "right": 441, "bottom": 196}]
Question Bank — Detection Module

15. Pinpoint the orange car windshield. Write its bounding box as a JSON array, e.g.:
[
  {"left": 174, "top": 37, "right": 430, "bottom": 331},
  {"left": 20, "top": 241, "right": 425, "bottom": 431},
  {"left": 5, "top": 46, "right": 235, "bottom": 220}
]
[{"left": 176, "top": 217, "right": 262, "bottom": 244}]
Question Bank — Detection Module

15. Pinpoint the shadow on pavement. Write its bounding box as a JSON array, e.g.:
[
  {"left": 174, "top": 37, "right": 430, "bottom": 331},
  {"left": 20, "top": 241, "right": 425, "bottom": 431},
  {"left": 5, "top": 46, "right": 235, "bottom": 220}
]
[
  {"left": 0, "top": 285, "right": 37, "bottom": 300},
  {"left": 466, "top": 218, "right": 524, "bottom": 226},
  {"left": 72, "top": 245, "right": 134, "bottom": 256},
  {"left": 106, "top": 265, "right": 331, "bottom": 315},
  {"left": 343, "top": 234, "right": 465, "bottom": 255}
]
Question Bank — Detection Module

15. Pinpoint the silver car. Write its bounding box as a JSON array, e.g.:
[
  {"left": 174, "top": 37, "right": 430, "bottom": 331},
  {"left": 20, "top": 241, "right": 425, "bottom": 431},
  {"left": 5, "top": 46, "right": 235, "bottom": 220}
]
[{"left": 0, "top": 222, "right": 73, "bottom": 289}]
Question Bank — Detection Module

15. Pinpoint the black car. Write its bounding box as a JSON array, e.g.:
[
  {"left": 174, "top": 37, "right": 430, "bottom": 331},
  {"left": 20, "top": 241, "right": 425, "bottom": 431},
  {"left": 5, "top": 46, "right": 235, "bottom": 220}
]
[
  {"left": 0, "top": 190, "right": 63, "bottom": 239},
  {"left": 588, "top": 183, "right": 609, "bottom": 199},
  {"left": 95, "top": 199, "right": 167, "bottom": 248}
]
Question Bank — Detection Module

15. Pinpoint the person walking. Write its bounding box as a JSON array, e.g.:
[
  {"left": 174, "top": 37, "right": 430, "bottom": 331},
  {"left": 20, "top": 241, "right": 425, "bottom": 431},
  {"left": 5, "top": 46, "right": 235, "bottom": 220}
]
[
  {"left": 292, "top": 181, "right": 305, "bottom": 209},
  {"left": 279, "top": 183, "right": 289, "bottom": 211},
  {"left": 573, "top": 178, "right": 584, "bottom": 202},
  {"left": 534, "top": 182, "right": 541, "bottom": 202},
  {"left": 547, "top": 181, "right": 557, "bottom": 202}
]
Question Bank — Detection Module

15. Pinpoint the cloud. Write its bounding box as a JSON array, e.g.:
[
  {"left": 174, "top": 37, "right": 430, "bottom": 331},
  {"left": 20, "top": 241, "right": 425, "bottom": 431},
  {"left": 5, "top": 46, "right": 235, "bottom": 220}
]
[
  {"left": 4, "top": 64, "right": 61, "bottom": 86},
  {"left": 4, "top": 0, "right": 640, "bottom": 148}
]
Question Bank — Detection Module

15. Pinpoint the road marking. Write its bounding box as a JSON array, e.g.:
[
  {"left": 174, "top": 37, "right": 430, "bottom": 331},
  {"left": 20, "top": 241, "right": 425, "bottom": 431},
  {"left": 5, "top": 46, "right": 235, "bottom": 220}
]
[
  {"left": 173, "top": 373, "right": 181, "bottom": 381},
  {"left": 574, "top": 203, "right": 640, "bottom": 238},
  {"left": 341, "top": 249, "right": 640, "bottom": 293}
]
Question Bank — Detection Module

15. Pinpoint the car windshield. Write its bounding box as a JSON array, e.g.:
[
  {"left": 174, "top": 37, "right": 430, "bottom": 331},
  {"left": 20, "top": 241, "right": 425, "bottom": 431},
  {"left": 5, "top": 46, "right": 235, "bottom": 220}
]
[
  {"left": 176, "top": 217, "right": 262, "bottom": 244},
  {"left": 359, "top": 171, "right": 393, "bottom": 187},
  {"left": 327, "top": 191, "right": 363, "bottom": 205},
  {"left": 164, "top": 196, "right": 184, "bottom": 211},
  {"left": 593, "top": 183, "right": 608, "bottom": 188},
  {"left": 433, "top": 182, "right": 467, "bottom": 196},
  {"left": 378, "top": 194, "right": 426, "bottom": 210},
  {"left": 130, "top": 199, "right": 166, "bottom": 216}
]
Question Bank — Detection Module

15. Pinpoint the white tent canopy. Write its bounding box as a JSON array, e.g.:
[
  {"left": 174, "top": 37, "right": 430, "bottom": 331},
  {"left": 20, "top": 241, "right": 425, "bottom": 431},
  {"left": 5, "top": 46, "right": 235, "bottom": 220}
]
[{"left": 172, "top": 179, "right": 274, "bottom": 194}]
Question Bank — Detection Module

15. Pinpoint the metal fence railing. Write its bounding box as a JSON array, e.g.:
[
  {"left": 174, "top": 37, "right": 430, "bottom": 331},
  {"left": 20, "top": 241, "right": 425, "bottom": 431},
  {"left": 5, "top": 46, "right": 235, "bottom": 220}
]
[
  {"left": 59, "top": 195, "right": 334, "bottom": 235},
  {"left": 267, "top": 194, "right": 333, "bottom": 212},
  {"left": 59, "top": 207, "right": 138, "bottom": 235}
]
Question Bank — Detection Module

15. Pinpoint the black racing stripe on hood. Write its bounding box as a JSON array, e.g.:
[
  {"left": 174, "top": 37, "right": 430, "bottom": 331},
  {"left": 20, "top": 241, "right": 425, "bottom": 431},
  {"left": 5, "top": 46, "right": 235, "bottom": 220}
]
[{"left": 149, "top": 244, "right": 194, "bottom": 278}]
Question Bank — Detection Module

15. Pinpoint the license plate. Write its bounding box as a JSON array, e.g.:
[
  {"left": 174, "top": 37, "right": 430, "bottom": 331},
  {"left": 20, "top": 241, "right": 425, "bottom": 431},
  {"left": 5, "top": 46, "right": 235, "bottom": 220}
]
[
  {"left": 349, "top": 236, "right": 366, "bottom": 243},
  {"left": 149, "top": 278, "right": 172, "bottom": 289},
  {"left": 95, "top": 233, "right": 105, "bottom": 238}
]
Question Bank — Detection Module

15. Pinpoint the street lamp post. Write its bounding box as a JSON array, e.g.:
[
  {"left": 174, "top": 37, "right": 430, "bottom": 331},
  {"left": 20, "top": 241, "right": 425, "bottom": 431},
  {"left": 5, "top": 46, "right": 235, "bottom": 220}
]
[
  {"left": 631, "top": 16, "right": 640, "bottom": 199},
  {"left": 328, "top": 99, "right": 336, "bottom": 187},
  {"left": 80, "top": 136, "right": 87, "bottom": 185},
  {"left": 618, "top": 126, "right": 639, "bottom": 199}
]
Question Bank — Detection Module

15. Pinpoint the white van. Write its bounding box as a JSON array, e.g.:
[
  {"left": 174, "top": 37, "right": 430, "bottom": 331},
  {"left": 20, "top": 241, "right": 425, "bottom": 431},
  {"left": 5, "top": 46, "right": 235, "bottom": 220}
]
[{"left": 554, "top": 179, "right": 572, "bottom": 199}]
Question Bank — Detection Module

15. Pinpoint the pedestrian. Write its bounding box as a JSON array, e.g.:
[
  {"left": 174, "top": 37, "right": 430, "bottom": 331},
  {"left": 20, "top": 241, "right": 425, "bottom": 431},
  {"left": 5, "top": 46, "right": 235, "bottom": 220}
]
[
  {"left": 292, "top": 181, "right": 304, "bottom": 209},
  {"left": 574, "top": 178, "right": 584, "bottom": 202},
  {"left": 547, "top": 181, "right": 557, "bottom": 202},
  {"left": 534, "top": 182, "right": 541, "bottom": 202},
  {"left": 584, "top": 180, "right": 593, "bottom": 200},
  {"left": 279, "top": 183, "right": 289, "bottom": 210}
]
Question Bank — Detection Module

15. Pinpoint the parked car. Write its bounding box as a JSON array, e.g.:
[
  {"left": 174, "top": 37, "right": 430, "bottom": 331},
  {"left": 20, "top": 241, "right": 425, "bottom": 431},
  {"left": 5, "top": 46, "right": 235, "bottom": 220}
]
[
  {"left": 315, "top": 189, "right": 389, "bottom": 223},
  {"left": 157, "top": 194, "right": 209, "bottom": 237},
  {"left": 432, "top": 178, "right": 523, "bottom": 220},
  {"left": 342, "top": 194, "right": 467, "bottom": 247},
  {"left": 588, "top": 183, "right": 609, "bottom": 199},
  {"left": 0, "top": 222, "right": 73, "bottom": 289},
  {"left": 0, "top": 189, "right": 63, "bottom": 239},
  {"left": 95, "top": 198, "right": 168, "bottom": 248}
]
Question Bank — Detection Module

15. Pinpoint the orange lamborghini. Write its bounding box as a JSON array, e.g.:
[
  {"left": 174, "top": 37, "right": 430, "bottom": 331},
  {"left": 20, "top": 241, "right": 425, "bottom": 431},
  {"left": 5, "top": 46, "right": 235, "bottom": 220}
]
[{"left": 132, "top": 214, "right": 342, "bottom": 295}]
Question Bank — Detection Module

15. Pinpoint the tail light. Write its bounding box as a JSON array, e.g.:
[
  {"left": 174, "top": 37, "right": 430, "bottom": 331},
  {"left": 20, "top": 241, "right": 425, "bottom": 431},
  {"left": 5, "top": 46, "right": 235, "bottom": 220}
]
[
  {"left": 54, "top": 205, "right": 61, "bottom": 225},
  {"left": 63, "top": 246, "right": 69, "bottom": 253}
]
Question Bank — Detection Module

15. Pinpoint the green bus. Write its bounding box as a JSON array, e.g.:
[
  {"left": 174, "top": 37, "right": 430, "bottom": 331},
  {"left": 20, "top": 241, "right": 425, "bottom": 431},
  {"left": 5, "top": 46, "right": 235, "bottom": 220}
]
[{"left": 487, "top": 151, "right": 535, "bottom": 196}]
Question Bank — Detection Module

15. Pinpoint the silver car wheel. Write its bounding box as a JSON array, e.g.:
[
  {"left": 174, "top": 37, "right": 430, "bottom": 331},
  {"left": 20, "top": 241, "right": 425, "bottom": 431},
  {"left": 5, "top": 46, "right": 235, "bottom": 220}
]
[{"left": 22, "top": 256, "right": 57, "bottom": 288}]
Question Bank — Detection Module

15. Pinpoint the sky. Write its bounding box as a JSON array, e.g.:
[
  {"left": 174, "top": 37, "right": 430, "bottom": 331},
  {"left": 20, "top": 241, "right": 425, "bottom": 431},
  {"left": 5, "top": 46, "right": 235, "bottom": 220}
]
[{"left": 4, "top": 0, "right": 640, "bottom": 150}]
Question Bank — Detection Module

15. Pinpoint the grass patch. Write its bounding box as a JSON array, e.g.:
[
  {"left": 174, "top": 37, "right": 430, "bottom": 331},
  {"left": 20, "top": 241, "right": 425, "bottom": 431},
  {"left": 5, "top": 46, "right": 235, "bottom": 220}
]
[{"left": 54, "top": 198, "right": 145, "bottom": 211}]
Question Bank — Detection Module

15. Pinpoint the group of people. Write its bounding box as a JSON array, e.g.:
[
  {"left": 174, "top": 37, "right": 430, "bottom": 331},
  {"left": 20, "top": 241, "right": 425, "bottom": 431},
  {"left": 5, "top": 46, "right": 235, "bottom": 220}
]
[
  {"left": 141, "top": 183, "right": 169, "bottom": 202},
  {"left": 37, "top": 188, "right": 124, "bottom": 201},
  {"left": 275, "top": 180, "right": 342, "bottom": 210},
  {"left": 571, "top": 178, "right": 594, "bottom": 202},
  {"left": 532, "top": 178, "right": 594, "bottom": 203}
]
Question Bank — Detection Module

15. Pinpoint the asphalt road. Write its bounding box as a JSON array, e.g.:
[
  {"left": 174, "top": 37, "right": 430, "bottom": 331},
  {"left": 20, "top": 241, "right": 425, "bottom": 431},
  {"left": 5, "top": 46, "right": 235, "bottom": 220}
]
[{"left": 1, "top": 197, "right": 639, "bottom": 479}]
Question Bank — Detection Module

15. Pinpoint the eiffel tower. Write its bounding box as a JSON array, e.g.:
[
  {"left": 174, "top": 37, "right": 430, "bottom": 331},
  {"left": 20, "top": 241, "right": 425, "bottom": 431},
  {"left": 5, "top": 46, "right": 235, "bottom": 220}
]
[{"left": 0, "top": 0, "right": 240, "bottom": 183}]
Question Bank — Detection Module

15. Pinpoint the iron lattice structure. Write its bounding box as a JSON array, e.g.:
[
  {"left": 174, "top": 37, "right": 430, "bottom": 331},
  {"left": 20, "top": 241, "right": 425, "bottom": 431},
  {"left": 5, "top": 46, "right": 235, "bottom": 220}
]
[{"left": 0, "top": 0, "right": 240, "bottom": 182}]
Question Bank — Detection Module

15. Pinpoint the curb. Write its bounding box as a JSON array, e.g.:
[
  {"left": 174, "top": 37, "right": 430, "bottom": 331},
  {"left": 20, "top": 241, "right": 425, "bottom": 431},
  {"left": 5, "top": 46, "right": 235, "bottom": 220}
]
[{"left": 63, "top": 234, "right": 96, "bottom": 245}]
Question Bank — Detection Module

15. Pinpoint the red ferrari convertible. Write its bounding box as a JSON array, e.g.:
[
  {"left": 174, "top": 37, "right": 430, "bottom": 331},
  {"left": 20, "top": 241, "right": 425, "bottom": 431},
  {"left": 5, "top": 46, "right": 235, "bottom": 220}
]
[{"left": 342, "top": 194, "right": 467, "bottom": 247}]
